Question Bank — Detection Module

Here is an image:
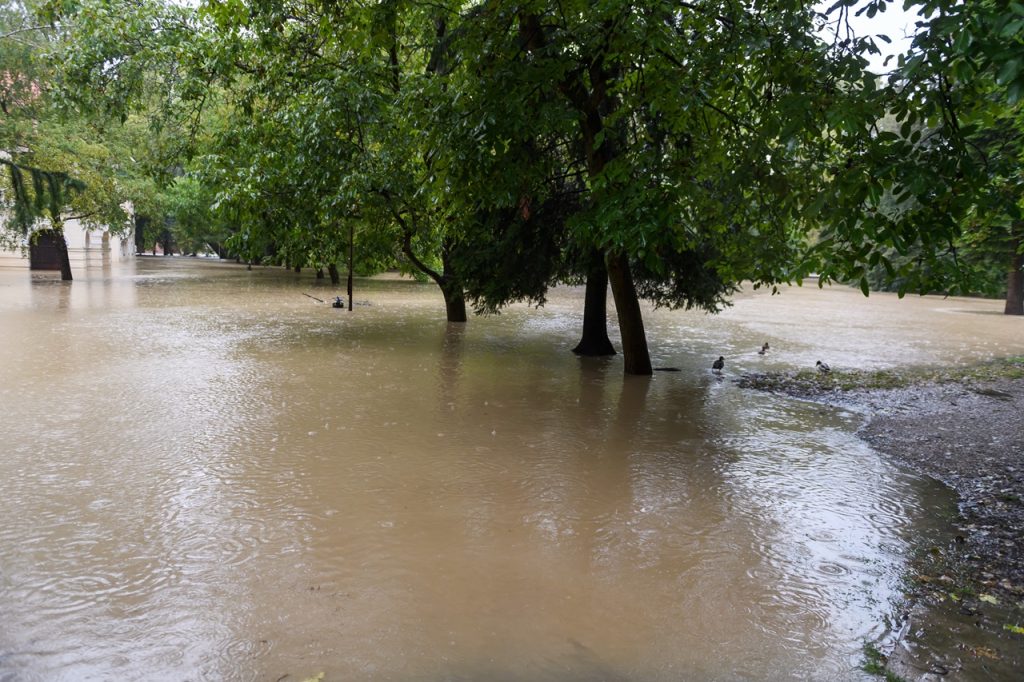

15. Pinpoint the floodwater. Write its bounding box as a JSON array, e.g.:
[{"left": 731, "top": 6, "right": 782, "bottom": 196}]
[{"left": 1, "top": 258, "right": 1021, "bottom": 681}]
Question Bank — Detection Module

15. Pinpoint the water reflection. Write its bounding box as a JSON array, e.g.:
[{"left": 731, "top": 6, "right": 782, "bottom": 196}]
[{"left": 1, "top": 259, "right": 1013, "bottom": 681}]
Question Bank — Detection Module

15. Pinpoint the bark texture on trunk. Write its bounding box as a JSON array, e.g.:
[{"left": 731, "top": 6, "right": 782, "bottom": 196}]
[
  {"left": 606, "top": 252, "right": 651, "bottom": 375},
  {"left": 328, "top": 263, "right": 340, "bottom": 285},
  {"left": 57, "top": 230, "right": 73, "bottom": 282},
  {"left": 442, "top": 282, "right": 468, "bottom": 323},
  {"left": 573, "top": 258, "right": 616, "bottom": 356}
]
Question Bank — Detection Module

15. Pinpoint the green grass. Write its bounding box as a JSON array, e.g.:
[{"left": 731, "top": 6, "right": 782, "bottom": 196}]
[
  {"left": 862, "top": 642, "right": 907, "bottom": 682},
  {"left": 739, "top": 356, "right": 1024, "bottom": 395}
]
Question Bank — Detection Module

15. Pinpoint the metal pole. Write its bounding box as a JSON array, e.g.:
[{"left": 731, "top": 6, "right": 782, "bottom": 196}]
[{"left": 347, "top": 222, "right": 354, "bottom": 311}]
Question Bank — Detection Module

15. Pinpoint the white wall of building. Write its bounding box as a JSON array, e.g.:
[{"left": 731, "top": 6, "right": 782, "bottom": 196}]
[{"left": 0, "top": 216, "right": 135, "bottom": 269}]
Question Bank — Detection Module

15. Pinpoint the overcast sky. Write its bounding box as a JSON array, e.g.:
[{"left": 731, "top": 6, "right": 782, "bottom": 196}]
[{"left": 818, "top": 0, "right": 923, "bottom": 73}]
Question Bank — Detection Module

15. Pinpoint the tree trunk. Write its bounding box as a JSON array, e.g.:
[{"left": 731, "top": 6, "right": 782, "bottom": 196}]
[
  {"left": 441, "top": 280, "right": 468, "bottom": 322},
  {"left": 56, "top": 228, "right": 73, "bottom": 282},
  {"left": 1006, "top": 237, "right": 1023, "bottom": 315},
  {"left": 565, "top": 54, "right": 646, "bottom": 372},
  {"left": 328, "top": 263, "right": 340, "bottom": 285},
  {"left": 438, "top": 244, "right": 467, "bottom": 322},
  {"left": 294, "top": 264, "right": 301, "bottom": 274},
  {"left": 606, "top": 251, "right": 651, "bottom": 375},
  {"left": 316, "top": 268, "right": 324, "bottom": 279},
  {"left": 573, "top": 256, "right": 616, "bottom": 356},
  {"left": 395, "top": 216, "right": 466, "bottom": 323},
  {"left": 134, "top": 215, "right": 147, "bottom": 254}
]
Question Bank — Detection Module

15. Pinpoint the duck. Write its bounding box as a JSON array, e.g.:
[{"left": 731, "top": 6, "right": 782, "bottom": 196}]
[
  {"left": 816, "top": 360, "right": 831, "bottom": 374},
  {"left": 757, "top": 342, "right": 770, "bottom": 355},
  {"left": 712, "top": 356, "right": 725, "bottom": 373}
]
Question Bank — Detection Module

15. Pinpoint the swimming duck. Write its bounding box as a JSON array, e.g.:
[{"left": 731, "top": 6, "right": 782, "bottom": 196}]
[
  {"left": 758, "top": 342, "right": 770, "bottom": 355},
  {"left": 816, "top": 360, "right": 831, "bottom": 374},
  {"left": 712, "top": 356, "right": 725, "bottom": 373}
]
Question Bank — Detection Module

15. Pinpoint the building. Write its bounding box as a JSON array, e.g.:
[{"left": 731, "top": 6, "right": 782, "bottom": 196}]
[{"left": 0, "top": 216, "right": 135, "bottom": 270}]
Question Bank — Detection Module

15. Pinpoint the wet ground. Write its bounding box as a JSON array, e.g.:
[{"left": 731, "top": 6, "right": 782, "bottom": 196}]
[{"left": 740, "top": 366, "right": 1024, "bottom": 680}]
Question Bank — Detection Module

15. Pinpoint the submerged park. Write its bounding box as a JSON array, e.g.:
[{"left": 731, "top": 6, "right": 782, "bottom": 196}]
[{"left": 2, "top": 1, "right": 1023, "bottom": 680}]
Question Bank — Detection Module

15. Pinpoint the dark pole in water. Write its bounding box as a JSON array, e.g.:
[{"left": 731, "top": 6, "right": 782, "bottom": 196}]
[{"left": 347, "top": 222, "right": 354, "bottom": 311}]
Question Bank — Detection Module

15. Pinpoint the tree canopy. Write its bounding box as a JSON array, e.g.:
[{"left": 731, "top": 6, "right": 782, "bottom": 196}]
[{"left": 11, "top": 0, "right": 1023, "bottom": 370}]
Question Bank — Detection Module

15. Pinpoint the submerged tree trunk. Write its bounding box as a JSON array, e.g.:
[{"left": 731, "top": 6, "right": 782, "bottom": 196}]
[
  {"left": 316, "top": 268, "right": 324, "bottom": 280},
  {"left": 439, "top": 245, "right": 467, "bottom": 322},
  {"left": 573, "top": 256, "right": 616, "bottom": 356},
  {"left": 441, "top": 282, "right": 467, "bottom": 322},
  {"left": 561, "top": 50, "right": 646, "bottom": 372},
  {"left": 328, "top": 263, "right": 340, "bottom": 285},
  {"left": 56, "top": 227, "right": 73, "bottom": 282},
  {"left": 606, "top": 252, "right": 651, "bottom": 375},
  {"left": 134, "top": 215, "right": 147, "bottom": 254},
  {"left": 1006, "top": 237, "right": 1023, "bottom": 315},
  {"left": 397, "top": 220, "right": 467, "bottom": 323}
]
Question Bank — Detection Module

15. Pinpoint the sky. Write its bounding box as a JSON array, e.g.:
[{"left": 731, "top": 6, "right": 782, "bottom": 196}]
[{"left": 818, "top": 0, "right": 924, "bottom": 73}]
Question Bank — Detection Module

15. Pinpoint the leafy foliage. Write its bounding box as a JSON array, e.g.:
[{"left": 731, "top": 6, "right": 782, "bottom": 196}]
[
  {"left": 821, "top": 1, "right": 1024, "bottom": 304},
  {"left": 26, "top": 0, "right": 1024, "bottom": 368}
]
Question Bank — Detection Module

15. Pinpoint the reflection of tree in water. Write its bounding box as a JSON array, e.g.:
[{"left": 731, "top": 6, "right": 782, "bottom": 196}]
[{"left": 437, "top": 321, "right": 465, "bottom": 409}]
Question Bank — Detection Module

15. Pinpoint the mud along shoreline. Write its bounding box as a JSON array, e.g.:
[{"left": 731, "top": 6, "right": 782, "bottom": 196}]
[{"left": 738, "top": 360, "right": 1024, "bottom": 679}]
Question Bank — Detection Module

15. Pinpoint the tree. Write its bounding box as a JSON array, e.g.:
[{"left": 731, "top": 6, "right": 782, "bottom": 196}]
[
  {"left": 427, "top": 1, "right": 891, "bottom": 374},
  {"left": 2, "top": 1, "right": 81, "bottom": 279},
  {"left": 43, "top": 0, "right": 1022, "bottom": 366},
  {"left": 898, "top": 0, "right": 1024, "bottom": 315},
  {"left": 2, "top": 1, "right": 168, "bottom": 280},
  {"left": 824, "top": 1, "right": 1024, "bottom": 314},
  {"left": 195, "top": 0, "right": 471, "bottom": 318}
]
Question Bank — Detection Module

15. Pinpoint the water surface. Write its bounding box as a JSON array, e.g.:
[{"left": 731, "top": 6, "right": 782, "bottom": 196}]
[{"left": 2, "top": 259, "right": 1019, "bottom": 681}]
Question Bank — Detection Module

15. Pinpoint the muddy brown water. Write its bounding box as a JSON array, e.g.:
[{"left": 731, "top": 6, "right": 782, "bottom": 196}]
[{"left": 1, "top": 258, "right": 1022, "bottom": 681}]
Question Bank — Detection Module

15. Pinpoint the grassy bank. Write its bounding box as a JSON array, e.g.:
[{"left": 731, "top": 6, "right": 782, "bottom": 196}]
[{"left": 736, "top": 356, "right": 1024, "bottom": 397}]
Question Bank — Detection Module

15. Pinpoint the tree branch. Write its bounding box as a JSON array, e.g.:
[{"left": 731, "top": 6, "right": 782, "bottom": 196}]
[
  {"left": 0, "top": 25, "right": 51, "bottom": 41},
  {"left": 376, "top": 190, "right": 445, "bottom": 285}
]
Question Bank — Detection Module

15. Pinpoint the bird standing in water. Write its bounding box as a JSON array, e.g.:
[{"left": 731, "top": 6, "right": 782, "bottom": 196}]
[
  {"left": 816, "top": 360, "right": 831, "bottom": 374},
  {"left": 712, "top": 356, "right": 725, "bottom": 373},
  {"left": 758, "top": 342, "right": 770, "bottom": 355}
]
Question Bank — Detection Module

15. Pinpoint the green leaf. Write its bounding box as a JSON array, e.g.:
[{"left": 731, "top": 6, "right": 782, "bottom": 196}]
[
  {"left": 1002, "top": 19, "right": 1024, "bottom": 38},
  {"left": 805, "top": 193, "right": 827, "bottom": 219},
  {"left": 1008, "top": 81, "right": 1024, "bottom": 105},
  {"left": 997, "top": 59, "right": 1021, "bottom": 86}
]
